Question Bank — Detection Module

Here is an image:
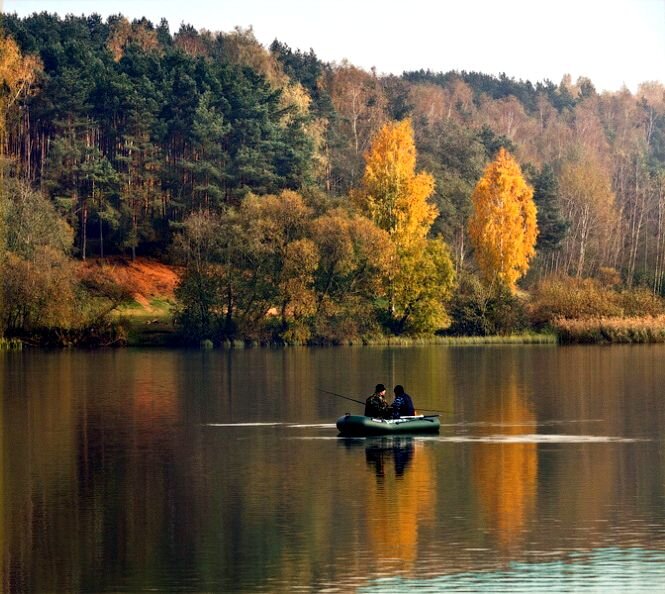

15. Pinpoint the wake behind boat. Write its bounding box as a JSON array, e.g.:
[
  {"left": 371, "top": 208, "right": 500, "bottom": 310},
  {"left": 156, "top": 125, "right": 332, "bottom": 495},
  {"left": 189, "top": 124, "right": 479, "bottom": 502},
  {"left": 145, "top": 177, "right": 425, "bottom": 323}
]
[{"left": 336, "top": 414, "right": 440, "bottom": 437}]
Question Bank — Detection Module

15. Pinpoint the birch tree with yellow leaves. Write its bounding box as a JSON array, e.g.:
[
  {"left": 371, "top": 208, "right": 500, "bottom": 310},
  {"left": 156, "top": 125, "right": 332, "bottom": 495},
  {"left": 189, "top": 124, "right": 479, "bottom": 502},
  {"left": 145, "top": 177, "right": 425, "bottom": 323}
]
[
  {"left": 469, "top": 148, "right": 538, "bottom": 290},
  {"left": 0, "top": 35, "right": 41, "bottom": 154},
  {"left": 355, "top": 119, "right": 437, "bottom": 246},
  {"left": 353, "top": 119, "right": 455, "bottom": 333}
]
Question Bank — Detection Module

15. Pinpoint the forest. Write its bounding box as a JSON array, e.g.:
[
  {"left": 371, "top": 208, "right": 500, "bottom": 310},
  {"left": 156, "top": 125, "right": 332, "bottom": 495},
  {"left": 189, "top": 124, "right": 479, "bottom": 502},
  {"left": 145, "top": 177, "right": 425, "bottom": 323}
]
[{"left": 0, "top": 12, "right": 664, "bottom": 345}]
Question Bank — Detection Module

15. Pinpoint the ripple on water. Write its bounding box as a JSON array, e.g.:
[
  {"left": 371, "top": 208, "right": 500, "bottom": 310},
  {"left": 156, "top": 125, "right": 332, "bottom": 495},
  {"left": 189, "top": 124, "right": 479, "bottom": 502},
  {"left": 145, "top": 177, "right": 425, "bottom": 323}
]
[
  {"left": 357, "top": 547, "right": 665, "bottom": 593},
  {"left": 434, "top": 434, "right": 645, "bottom": 443}
]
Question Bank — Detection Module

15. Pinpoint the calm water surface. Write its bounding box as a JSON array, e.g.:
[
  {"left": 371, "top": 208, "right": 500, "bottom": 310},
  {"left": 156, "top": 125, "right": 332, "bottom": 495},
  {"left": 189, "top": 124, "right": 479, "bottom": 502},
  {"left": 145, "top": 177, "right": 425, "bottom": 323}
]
[{"left": 1, "top": 344, "right": 665, "bottom": 593}]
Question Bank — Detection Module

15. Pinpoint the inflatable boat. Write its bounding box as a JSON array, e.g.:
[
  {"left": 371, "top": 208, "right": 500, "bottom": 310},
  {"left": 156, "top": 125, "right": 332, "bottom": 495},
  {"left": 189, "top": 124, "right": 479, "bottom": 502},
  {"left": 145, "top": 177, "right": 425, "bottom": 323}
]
[{"left": 336, "top": 414, "right": 440, "bottom": 436}]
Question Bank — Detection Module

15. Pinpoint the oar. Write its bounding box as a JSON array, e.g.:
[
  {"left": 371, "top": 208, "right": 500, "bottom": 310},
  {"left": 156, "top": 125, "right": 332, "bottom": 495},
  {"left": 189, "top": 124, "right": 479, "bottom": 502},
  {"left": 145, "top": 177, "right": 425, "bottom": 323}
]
[{"left": 317, "top": 388, "right": 453, "bottom": 415}]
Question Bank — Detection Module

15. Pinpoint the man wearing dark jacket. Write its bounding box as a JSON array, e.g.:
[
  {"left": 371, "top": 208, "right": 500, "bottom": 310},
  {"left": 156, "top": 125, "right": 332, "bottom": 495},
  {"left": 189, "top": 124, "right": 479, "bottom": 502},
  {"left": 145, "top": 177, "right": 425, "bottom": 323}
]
[
  {"left": 365, "top": 384, "right": 390, "bottom": 418},
  {"left": 391, "top": 385, "right": 415, "bottom": 418}
]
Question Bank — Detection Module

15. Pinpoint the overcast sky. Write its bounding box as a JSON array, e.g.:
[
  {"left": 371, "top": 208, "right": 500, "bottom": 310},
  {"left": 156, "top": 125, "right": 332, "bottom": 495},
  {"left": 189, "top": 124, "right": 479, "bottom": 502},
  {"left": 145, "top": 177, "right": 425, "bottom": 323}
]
[{"left": 4, "top": 0, "right": 665, "bottom": 92}]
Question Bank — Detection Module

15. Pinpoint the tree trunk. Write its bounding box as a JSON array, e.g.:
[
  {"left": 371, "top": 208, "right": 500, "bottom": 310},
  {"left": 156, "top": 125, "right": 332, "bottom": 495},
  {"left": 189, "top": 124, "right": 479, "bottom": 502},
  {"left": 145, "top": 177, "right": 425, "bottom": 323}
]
[
  {"left": 99, "top": 213, "right": 104, "bottom": 259},
  {"left": 82, "top": 201, "right": 88, "bottom": 261}
]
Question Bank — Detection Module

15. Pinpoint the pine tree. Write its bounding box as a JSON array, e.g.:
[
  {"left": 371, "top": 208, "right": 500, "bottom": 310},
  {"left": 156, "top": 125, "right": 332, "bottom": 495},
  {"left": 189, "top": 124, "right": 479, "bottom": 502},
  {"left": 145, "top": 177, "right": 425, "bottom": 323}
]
[
  {"left": 532, "top": 164, "right": 568, "bottom": 253},
  {"left": 183, "top": 91, "right": 230, "bottom": 210}
]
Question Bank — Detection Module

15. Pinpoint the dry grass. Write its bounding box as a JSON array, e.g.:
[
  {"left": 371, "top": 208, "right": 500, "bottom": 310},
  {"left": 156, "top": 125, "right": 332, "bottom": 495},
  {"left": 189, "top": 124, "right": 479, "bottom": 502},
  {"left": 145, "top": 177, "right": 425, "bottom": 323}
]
[
  {"left": 78, "top": 257, "right": 182, "bottom": 345},
  {"left": 307, "top": 333, "right": 557, "bottom": 347},
  {"left": 553, "top": 315, "right": 665, "bottom": 344},
  {"left": 528, "top": 277, "right": 665, "bottom": 327}
]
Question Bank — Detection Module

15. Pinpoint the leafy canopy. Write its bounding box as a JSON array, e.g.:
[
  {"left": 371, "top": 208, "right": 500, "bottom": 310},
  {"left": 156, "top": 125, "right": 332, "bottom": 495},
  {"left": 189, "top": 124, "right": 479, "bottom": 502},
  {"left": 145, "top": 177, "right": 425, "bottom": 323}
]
[
  {"left": 469, "top": 148, "right": 538, "bottom": 290},
  {"left": 354, "top": 118, "right": 436, "bottom": 249}
]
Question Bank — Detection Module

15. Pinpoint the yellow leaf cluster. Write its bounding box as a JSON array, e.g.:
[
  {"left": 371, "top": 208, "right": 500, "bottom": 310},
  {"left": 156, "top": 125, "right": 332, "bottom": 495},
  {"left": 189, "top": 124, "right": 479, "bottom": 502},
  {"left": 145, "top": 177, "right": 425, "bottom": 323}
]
[
  {"left": 0, "top": 35, "right": 41, "bottom": 141},
  {"left": 392, "top": 237, "right": 456, "bottom": 332},
  {"left": 278, "top": 82, "right": 311, "bottom": 124},
  {"left": 106, "top": 17, "right": 161, "bottom": 62},
  {"left": 353, "top": 119, "right": 436, "bottom": 251},
  {"left": 469, "top": 148, "right": 538, "bottom": 290}
]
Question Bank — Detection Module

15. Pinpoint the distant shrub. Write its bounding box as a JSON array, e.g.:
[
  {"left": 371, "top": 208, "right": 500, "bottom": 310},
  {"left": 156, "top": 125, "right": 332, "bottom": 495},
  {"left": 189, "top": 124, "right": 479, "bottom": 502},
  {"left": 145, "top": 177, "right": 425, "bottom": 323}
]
[
  {"left": 0, "top": 248, "right": 78, "bottom": 333},
  {"left": 173, "top": 267, "right": 228, "bottom": 343},
  {"left": 528, "top": 276, "right": 621, "bottom": 327},
  {"left": 596, "top": 267, "right": 621, "bottom": 288},
  {"left": 310, "top": 297, "right": 381, "bottom": 345},
  {"left": 529, "top": 276, "right": 665, "bottom": 328}
]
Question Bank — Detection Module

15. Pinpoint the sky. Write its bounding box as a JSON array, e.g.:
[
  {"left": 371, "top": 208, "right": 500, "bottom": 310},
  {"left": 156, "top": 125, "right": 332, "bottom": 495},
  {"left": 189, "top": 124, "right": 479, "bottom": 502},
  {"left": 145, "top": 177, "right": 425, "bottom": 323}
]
[{"left": 3, "top": 0, "right": 665, "bottom": 92}]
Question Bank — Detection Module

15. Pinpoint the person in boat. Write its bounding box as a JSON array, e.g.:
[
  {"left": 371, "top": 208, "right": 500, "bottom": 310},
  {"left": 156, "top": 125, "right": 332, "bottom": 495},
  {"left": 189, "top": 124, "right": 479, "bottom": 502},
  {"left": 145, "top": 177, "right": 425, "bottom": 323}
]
[
  {"left": 391, "top": 385, "right": 415, "bottom": 418},
  {"left": 364, "top": 384, "right": 391, "bottom": 418}
]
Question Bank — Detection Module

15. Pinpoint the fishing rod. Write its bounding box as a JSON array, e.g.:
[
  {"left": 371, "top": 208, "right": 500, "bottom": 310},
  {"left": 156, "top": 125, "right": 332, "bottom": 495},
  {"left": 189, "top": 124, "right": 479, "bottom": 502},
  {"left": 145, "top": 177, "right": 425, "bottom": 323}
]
[
  {"left": 317, "top": 388, "right": 365, "bottom": 406},
  {"left": 317, "top": 388, "right": 453, "bottom": 415}
]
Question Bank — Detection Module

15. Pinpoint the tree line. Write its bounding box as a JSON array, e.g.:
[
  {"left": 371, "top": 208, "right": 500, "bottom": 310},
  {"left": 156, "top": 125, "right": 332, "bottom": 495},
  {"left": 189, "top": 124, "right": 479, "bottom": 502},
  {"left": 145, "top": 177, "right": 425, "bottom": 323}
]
[{"left": 0, "top": 13, "right": 664, "bottom": 343}]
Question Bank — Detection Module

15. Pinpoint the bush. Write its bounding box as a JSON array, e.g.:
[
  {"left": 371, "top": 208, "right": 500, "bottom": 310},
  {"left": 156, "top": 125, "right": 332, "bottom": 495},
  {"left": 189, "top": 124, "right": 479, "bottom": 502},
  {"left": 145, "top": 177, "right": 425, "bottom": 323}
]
[
  {"left": 173, "top": 267, "right": 230, "bottom": 343},
  {"left": 446, "top": 274, "right": 527, "bottom": 336},
  {"left": 310, "top": 297, "right": 382, "bottom": 344},
  {"left": 617, "top": 287, "right": 665, "bottom": 317},
  {"left": 0, "top": 248, "right": 130, "bottom": 345},
  {"left": 0, "top": 248, "right": 78, "bottom": 333}
]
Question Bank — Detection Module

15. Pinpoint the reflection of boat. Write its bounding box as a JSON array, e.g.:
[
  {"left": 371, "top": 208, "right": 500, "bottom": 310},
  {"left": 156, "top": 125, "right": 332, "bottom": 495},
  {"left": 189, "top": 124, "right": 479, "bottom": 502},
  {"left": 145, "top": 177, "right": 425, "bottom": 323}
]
[
  {"left": 336, "top": 414, "right": 440, "bottom": 436},
  {"left": 365, "top": 436, "right": 415, "bottom": 478}
]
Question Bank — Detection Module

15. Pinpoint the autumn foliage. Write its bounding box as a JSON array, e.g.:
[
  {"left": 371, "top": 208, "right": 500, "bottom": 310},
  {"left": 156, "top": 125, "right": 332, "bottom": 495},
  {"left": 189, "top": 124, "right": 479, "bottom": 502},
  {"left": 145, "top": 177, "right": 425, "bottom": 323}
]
[
  {"left": 354, "top": 119, "right": 436, "bottom": 248},
  {"left": 0, "top": 35, "right": 41, "bottom": 143},
  {"left": 2, "top": 14, "right": 665, "bottom": 344},
  {"left": 469, "top": 148, "right": 538, "bottom": 290},
  {"left": 353, "top": 120, "right": 455, "bottom": 333}
]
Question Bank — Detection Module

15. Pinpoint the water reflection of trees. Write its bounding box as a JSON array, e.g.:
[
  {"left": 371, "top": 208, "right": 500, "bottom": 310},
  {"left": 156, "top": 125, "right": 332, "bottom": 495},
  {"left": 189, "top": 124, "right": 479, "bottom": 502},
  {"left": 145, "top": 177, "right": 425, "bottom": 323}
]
[
  {"left": 3, "top": 348, "right": 665, "bottom": 591},
  {"left": 0, "top": 351, "right": 184, "bottom": 592},
  {"left": 471, "top": 358, "right": 538, "bottom": 553},
  {"left": 0, "top": 352, "right": 80, "bottom": 591},
  {"left": 473, "top": 376, "right": 538, "bottom": 548}
]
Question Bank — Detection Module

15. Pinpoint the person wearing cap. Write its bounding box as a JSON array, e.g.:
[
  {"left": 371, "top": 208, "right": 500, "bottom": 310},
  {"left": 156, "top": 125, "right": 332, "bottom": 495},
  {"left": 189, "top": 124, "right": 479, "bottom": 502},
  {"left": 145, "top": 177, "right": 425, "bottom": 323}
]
[
  {"left": 364, "top": 383, "right": 391, "bottom": 418},
  {"left": 391, "top": 385, "right": 415, "bottom": 418}
]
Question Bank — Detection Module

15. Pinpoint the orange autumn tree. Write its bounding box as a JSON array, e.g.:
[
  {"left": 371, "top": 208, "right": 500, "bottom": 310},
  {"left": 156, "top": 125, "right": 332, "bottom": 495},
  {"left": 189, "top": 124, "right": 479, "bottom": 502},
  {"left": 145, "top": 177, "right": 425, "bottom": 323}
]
[
  {"left": 469, "top": 148, "right": 538, "bottom": 290},
  {"left": 353, "top": 119, "right": 455, "bottom": 333},
  {"left": 355, "top": 119, "right": 436, "bottom": 245},
  {"left": 0, "top": 35, "right": 41, "bottom": 151}
]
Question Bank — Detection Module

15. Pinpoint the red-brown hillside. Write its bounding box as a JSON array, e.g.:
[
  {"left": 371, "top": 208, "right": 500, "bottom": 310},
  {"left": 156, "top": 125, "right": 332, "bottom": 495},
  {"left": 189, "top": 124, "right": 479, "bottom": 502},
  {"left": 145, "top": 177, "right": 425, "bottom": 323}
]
[{"left": 79, "top": 257, "right": 181, "bottom": 307}]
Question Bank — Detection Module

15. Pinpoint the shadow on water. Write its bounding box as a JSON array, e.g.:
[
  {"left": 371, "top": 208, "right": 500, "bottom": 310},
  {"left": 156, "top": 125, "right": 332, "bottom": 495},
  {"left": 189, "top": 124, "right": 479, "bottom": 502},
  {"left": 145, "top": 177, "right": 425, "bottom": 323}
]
[
  {"left": 341, "top": 436, "right": 416, "bottom": 479},
  {"left": 338, "top": 435, "right": 437, "bottom": 576}
]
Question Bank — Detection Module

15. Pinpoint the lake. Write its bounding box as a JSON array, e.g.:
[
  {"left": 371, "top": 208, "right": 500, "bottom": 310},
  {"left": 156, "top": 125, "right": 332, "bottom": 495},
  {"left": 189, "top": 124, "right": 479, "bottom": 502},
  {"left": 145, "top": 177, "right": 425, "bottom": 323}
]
[{"left": 1, "top": 344, "right": 665, "bottom": 592}]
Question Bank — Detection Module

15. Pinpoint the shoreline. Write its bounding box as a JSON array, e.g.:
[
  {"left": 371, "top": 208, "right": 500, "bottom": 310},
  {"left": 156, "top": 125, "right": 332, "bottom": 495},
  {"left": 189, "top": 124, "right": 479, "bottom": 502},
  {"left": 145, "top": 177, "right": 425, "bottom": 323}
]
[
  {"left": 1, "top": 332, "right": 558, "bottom": 350},
  {"left": 10, "top": 315, "right": 665, "bottom": 349}
]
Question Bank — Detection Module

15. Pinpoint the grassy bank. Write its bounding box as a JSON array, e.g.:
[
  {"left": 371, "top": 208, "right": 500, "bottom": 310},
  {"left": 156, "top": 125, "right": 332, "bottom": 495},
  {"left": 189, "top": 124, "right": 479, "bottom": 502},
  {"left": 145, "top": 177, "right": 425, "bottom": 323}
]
[
  {"left": 0, "top": 337, "right": 22, "bottom": 350},
  {"left": 209, "top": 332, "right": 557, "bottom": 348},
  {"left": 116, "top": 298, "right": 179, "bottom": 346},
  {"left": 84, "top": 257, "right": 181, "bottom": 346},
  {"left": 336, "top": 333, "right": 556, "bottom": 347},
  {"left": 553, "top": 316, "right": 665, "bottom": 344}
]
